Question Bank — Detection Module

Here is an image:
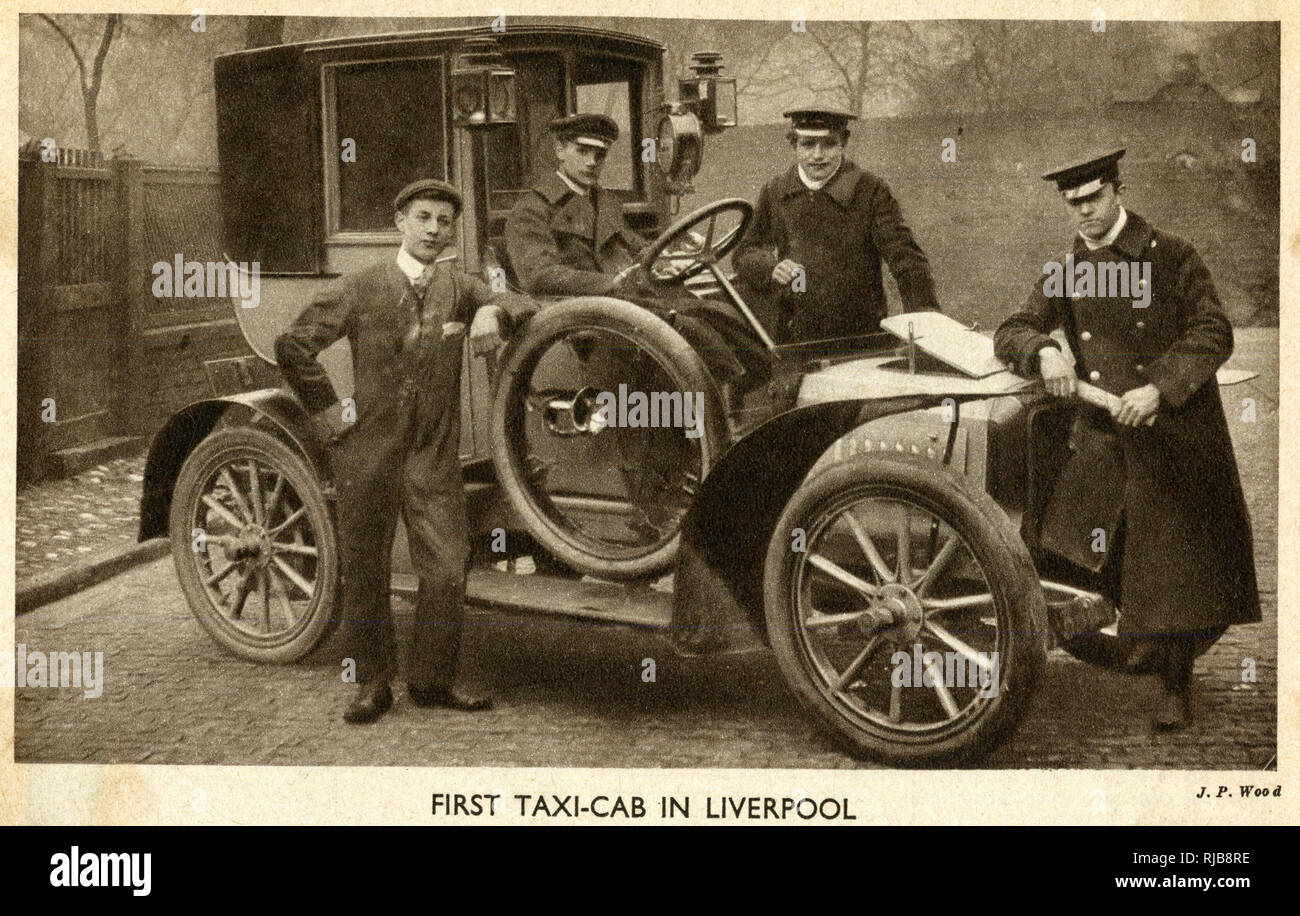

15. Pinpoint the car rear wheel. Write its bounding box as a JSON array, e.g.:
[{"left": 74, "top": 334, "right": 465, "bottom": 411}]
[
  {"left": 169, "top": 426, "right": 339, "bottom": 663},
  {"left": 763, "top": 455, "right": 1049, "bottom": 767},
  {"left": 491, "top": 297, "right": 729, "bottom": 580}
]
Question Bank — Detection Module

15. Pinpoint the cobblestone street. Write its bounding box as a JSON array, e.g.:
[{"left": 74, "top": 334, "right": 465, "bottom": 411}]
[
  {"left": 15, "top": 456, "right": 146, "bottom": 589},
  {"left": 10, "top": 558, "right": 1277, "bottom": 769}
]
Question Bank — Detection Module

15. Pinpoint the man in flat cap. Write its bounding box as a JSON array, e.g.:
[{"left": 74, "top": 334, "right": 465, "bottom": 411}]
[
  {"left": 733, "top": 108, "right": 940, "bottom": 345},
  {"left": 276, "top": 179, "right": 536, "bottom": 724},
  {"left": 505, "top": 112, "right": 767, "bottom": 399},
  {"left": 994, "top": 149, "right": 1260, "bottom": 729}
]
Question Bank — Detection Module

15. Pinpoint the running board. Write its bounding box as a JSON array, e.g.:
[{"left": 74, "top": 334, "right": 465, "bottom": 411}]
[{"left": 393, "top": 567, "right": 675, "bottom": 630}]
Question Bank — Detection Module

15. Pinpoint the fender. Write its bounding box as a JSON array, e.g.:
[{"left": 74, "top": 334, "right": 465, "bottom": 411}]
[
  {"left": 670, "top": 393, "right": 985, "bottom": 654},
  {"left": 138, "top": 388, "right": 328, "bottom": 541}
]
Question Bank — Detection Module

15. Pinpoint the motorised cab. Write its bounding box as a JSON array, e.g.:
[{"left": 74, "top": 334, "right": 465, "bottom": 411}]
[{"left": 213, "top": 24, "right": 732, "bottom": 463}]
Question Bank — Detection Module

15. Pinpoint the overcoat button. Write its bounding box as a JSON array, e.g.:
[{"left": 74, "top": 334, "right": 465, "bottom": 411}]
[
  {"left": 1136, "top": 321, "right": 1146, "bottom": 330},
  {"left": 1080, "top": 331, "right": 1092, "bottom": 341},
  {"left": 1089, "top": 370, "right": 1101, "bottom": 381}
]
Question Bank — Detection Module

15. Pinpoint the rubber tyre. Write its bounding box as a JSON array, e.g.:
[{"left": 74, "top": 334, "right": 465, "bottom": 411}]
[
  {"left": 491, "top": 297, "right": 729, "bottom": 580},
  {"left": 169, "top": 426, "right": 339, "bottom": 663},
  {"left": 763, "top": 454, "right": 1049, "bottom": 767}
]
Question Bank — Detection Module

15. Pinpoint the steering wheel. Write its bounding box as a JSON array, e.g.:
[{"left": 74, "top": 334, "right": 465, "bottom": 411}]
[
  {"left": 621, "top": 198, "right": 754, "bottom": 287},
  {"left": 609, "top": 197, "right": 777, "bottom": 353}
]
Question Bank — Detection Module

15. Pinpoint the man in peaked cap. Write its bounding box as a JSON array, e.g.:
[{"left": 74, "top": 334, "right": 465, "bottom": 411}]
[
  {"left": 276, "top": 178, "right": 537, "bottom": 724},
  {"left": 994, "top": 149, "right": 1260, "bottom": 730},
  {"left": 504, "top": 112, "right": 769, "bottom": 402},
  {"left": 733, "top": 107, "right": 940, "bottom": 346}
]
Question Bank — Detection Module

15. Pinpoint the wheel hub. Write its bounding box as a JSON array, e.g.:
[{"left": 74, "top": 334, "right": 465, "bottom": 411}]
[
  {"left": 867, "top": 582, "right": 924, "bottom": 642},
  {"left": 229, "top": 525, "right": 272, "bottom": 568}
]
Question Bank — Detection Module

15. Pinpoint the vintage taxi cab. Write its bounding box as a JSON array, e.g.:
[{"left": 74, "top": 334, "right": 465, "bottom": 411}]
[{"left": 137, "top": 23, "right": 1233, "bottom": 767}]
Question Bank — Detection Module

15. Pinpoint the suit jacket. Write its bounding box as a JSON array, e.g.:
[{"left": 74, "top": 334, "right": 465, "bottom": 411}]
[
  {"left": 504, "top": 171, "right": 646, "bottom": 296},
  {"left": 732, "top": 160, "right": 939, "bottom": 343},
  {"left": 274, "top": 259, "right": 534, "bottom": 449},
  {"left": 994, "top": 211, "right": 1260, "bottom": 633}
]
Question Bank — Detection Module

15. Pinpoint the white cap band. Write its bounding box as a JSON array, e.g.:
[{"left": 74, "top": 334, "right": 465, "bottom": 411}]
[
  {"left": 574, "top": 136, "right": 611, "bottom": 149},
  {"left": 1062, "top": 177, "right": 1104, "bottom": 200}
]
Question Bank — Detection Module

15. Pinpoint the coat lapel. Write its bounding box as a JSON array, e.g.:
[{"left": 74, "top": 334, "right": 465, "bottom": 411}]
[
  {"left": 593, "top": 189, "right": 627, "bottom": 251},
  {"left": 777, "top": 161, "right": 861, "bottom": 208}
]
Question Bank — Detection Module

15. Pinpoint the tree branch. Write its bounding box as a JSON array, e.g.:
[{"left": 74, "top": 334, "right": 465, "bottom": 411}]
[
  {"left": 88, "top": 14, "right": 118, "bottom": 102},
  {"left": 805, "top": 25, "right": 857, "bottom": 101},
  {"left": 38, "top": 14, "right": 87, "bottom": 89}
]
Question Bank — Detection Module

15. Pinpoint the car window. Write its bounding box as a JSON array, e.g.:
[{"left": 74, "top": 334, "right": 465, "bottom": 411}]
[{"left": 333, "top": 58, "right": 447, "bottom": 232}]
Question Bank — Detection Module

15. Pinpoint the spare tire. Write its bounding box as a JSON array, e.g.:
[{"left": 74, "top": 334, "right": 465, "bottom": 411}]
[{"left": 491, "top": 297, "right": 730, "bottom": 580}]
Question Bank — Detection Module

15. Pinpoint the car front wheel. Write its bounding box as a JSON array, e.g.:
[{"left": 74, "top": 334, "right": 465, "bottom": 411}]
[
  {"left": 763, "top": 454, "right": 1049, "bottom": 767},
  {"left": 169, "top": 426, "right": 339, "bottom": 663}
]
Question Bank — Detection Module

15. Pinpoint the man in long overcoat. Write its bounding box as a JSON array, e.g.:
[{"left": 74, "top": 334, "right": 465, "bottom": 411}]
[
  {"left": 276, "top": 179, "right": 536, "bottom": 724},
  {"left": 994, "top": 149, "right": 1261, "bottom": 729},
  {"left": 504, "top": 113, "right": 768, "bottom": 401},
  {"left": 732, "top": 108, "right": 940, "bottom": 345}
]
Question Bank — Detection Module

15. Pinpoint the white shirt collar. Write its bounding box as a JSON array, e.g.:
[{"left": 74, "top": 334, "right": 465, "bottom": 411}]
[
  {"left": 396, "top": 245, "right": 429, "bottom": 282},
  {"left": 556, "top": 170, "right": 590, "bottom": 196},
  {"left": 1080, "top": 206, "right": 1128, "bottom": 251},
  {"left": 798, "top": 162, "right": 840, "bottom": 191}
]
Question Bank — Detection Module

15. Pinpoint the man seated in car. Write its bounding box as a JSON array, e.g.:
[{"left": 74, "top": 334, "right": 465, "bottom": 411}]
[{"left": 504, "top": 112, "right": 769, "bottom": 408}]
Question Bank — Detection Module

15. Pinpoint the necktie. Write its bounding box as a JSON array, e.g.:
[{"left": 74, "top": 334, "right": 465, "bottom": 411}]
[{"left": 401, "top": 261, "right": 439, "bottom": 352}]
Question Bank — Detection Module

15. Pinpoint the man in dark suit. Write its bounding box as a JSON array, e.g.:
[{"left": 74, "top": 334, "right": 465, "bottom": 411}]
[
  {"left": 504, "top": 113, "right": 768, "bottom": 399},
  {"left": 995, "top": 149, "right": 1261, "bottom": 730},
  {"left": 275, "top": 179, "right": 536, "bottom": 724},
  {"left": 733, "top": 108, "right": 940, "bottom": 345}
]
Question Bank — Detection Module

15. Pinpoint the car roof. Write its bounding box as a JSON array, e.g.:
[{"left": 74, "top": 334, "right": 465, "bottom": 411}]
[{"left": 215, "top": 22, "right": 665, "bottom": 63}]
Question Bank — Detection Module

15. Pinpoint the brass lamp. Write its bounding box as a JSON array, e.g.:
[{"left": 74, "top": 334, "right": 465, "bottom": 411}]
[{"left": 451, "top": 36, "right": 517, "bottom": 127}]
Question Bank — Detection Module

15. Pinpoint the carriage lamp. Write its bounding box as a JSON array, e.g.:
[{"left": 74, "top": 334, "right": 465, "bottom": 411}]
[
  {"left": 654, "top": 103, "right": 704, "bottom": 191},
  {"left": 678, "top": 51, "right": 737, "bottom": 132},
  {"left": 451, "top": 37, "right": 517, "bottom": 127}
]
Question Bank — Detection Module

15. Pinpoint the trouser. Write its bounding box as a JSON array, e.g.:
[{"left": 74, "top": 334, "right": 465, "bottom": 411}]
[{"left": 331, "top": 419, "right": 470, "bottom": 688}]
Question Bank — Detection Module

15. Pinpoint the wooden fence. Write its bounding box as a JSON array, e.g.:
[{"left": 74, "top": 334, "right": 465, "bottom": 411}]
[{"left": 18, "top": 150, "right": 254, "bottom": 483}]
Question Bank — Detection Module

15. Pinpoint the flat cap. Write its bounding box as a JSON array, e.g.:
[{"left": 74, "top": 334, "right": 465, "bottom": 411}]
[
  {"left": 783, "top": 107, "right": 858, "bottom": 136},
  {"left": 1042, "top": 148, "right": 1125, "bottom": 200},
  {"left": 550, "top": 113, "right": 619, "bottom": 149},
  {"left": 393, "top": 178, "right": 463, "bottom": 214}
]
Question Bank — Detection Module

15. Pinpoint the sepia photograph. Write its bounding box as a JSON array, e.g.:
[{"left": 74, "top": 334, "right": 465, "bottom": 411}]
[{"left": 7, "top": 4, "right": 1283, "bottom": 798}]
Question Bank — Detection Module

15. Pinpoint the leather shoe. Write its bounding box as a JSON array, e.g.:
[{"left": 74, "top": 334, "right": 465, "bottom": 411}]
[
  {"left": 1153, "top": 686, "right": 1192, "bottom": 731},
  {"left": 343, "top": 681, "right": 393, "bottom": 724},
  {"left": 408, "top": 686, "right": 495, "bottom": 711}
]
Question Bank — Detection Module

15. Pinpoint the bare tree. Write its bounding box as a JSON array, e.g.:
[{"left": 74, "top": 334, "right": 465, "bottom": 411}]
[
  {"left": 805, "top": 22, "right": 872, "bottom": 116},
  {"left": 37, "top": 13, "right": 119, "bottom": 156}
]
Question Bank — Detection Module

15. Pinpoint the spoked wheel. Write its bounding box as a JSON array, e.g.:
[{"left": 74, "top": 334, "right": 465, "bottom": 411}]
[
  {"left": 169, "top": 426, "right": 339, "bottom": 663},
  {"left": 492, "top": 297, "right": 729, "bottom": 580},
  {"left": 764, "top": 455, "right": 1048, "bottom": 767}
]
